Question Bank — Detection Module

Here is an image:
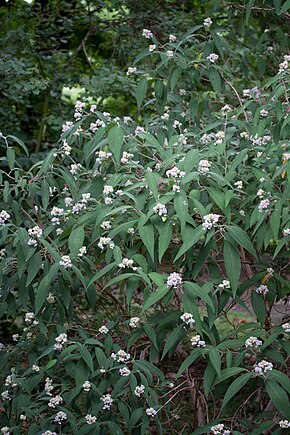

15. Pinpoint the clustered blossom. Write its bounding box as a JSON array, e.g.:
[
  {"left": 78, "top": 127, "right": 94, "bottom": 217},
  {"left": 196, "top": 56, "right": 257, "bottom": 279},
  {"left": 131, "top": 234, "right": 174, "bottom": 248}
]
[
  {"left": 142, "top": 29, "right": 153, "bottom": 39},
  {"left": 74, "top": 100, "right": 85, "bottom": 119},
  {"left": 42, "top": 431, "right": 57, "bottom": 435},
  {"left": 62, "top": 121, "right": 73, "bottom": 132},
  {"left": 278, "top": 54, "right": 290, "bottom": 73},
  {"left": 166, "top": 50, "right": 174, "bottom": 58},
  {"left": 221, "top": 104, "right": 231, "bottom": 116},
  {"left": 191, "top": 334, "right": 206, "bottom": 347},
  {"left": 78, "top": 246, "right": 87, "bottom": 257},
  {"left": 61, "top": 139, "right": 72, "bottom": 156},
  {"left": 119, "top": 367, "right": 131, "bottom": 376},
  {"left": 48, "top": 395, "right": 63, "bottom": 408},
  {"left": 214, "top": 131, "right": 225, "bottom": 145},
  {"left": 127, "top": 227, "right": 135, "bottom": 234},
  {"left": 146, "top": 407, "right": 157, "bottom": 417},
  {"left": 101, "top": 393, "right": 113, "bottom": 410},
  {"left": 279, "top": 420, "right": 290, "bottom": 428},
  {"left": 32, "top": 364, "right": 40, "bottom": 372},
  {"left": 243, "top": 87, "right": 261, "bottom": 99},
  {"left": 118, "top": 258, "right": 137, "bottom": 270},
  {"left": 111, "top": 349, "right": 131, "bottom": 362},
  {"left": 1, "top": 391, "right": 10, "bottom": 401},
  {"left": 218, "top": 280, "right": 230, "bottom": 290},
  {"left": 254, "top": 359, "right": 273, "bottom": 375},
  {"left": 210, "top": 423, "right": 231, "bottom": 434},
  {"left": 0, "top": 428, "right": 10, "bottom": 435},
  {"left": 54, "top": 333, "right": 67, "bottom": 351},
  {"left": 258, "top": 199, "right": 270, "bottom": 212},
  {"left": 234, "top": 181, "right": 243, "bottom": 190},
  {"left": 149, "top": 44, "right": 156, "bottom": 52},
  {"left": 47, "top": 293, "right": 56, "bottom": 304},
  {"left": 202, "top": 213, "right": 221, "bottom": 230},
  {"left": 54, "top": 411, "right": 67, "bottom": 424},
  {"left": 203, "top": 17, "right": 212, "bottom": 27},
  {"left": 245, "top": 336, "right": 262, "bottom": 348},
  {"left": 129, "top": 317, "right": 140, "bottom": 328},
  {"left": 44, "top": 378, "right": 53, "bottom": 396},
  {"left": 207, "top": 53, "right": 219, "bottom": 63},
  {"left": 98, "top": 237, "right": 115, "bottom": 250},
  {"left": 95, "top": 150, "right": 112, "bottom": 164},
  {"left": 167, "top": 272, "right": 182, "bottom": 288},
  {"left": 180, "top": 313, "right": 195, "bottom": 325},
  {"left": 121, "top": 151, "right": 134, "bottom": 164},
  {"left": 59, "top": 255, "right": 72, "bottom": 269},
  {"left": 166, "top": 166, "right": 185, "bottom": 179},
  {"left": 283, "top": 228, "right": 290, "bottom": 237},
  {"left": 172, "top": 184, "right": 180, "bottom": 192},
  {"left": 25, "top": 312, "right": 35, "bottom": 324},
  {"left": 153, "top": 203, "right": 168, "bottom": 216},
  {"left": 134, "top": 384, "right": 145, "bottom": 397},
  {"left": 255, "top": 285, "right": 269, "bottom": 296},
  {"left": 260, "top": 109, "right": 268, "bottom": 117},
  {"left": 28, "top": 225, "right": 43, "bottom": 246},
  {"left": 250, "top": 134, "right": 271, "bottom": 146},
  {"left": 100, "top": 221, "right": 112, "bottom": 230},
  {"left": 282, "top": 323, "right": 290, "bottom": 333},
  {"left": 0, "top": 210, "right": 10, "bottom": 226},
  {"left": 90, "top": 119, "right": 106, "bottom": 132},
  {"left": 198, "top": 159, "right": 211, "bottom": 174},
  {"left": 85, "top": 414, "right": 97, "bottom": 424},
  {"left": 169, "top": 34, "right": 177, "bottom": 42},
  {"left": 83, "top": 381, "right": 91, "bottom": 392},
  {"left": 51, "top": 206, "right": 67, "bottom": 225},
  {"left": 99, "top": 325, "right": 109, "bottom": 334}
]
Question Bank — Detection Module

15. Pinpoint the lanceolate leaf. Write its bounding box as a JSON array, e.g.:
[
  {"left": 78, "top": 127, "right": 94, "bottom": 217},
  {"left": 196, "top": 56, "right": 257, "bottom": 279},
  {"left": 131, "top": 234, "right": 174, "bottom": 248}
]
[
  {"left": 221, "top": 372, "right": 252, "bottom": 410},
  {"left": 225, "top": 225, "right": 258, "bottom": 260},
  {"left": 108, "top": 125, "right": 124, "bottom": 163},
  {"left": 223, "top": 240, "right": 241, "bottom": 296},
  {"left": 174, "top": 225, "right": 204, "bottom": 261},
  {"left": 138, "top": 214, "right": 155, "bottom": 262}
]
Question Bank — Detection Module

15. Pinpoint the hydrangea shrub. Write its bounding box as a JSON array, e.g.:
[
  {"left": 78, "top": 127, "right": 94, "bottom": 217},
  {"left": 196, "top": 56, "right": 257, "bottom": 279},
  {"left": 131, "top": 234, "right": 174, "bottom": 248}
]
[{"left": 0, "top": 17, "right": 290, "bottom": 435}]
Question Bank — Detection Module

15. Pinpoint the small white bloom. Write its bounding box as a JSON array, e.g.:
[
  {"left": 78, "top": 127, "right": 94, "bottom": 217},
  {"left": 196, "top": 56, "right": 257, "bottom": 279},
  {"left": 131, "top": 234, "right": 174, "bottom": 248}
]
[
  {"left": 258, "top": 199, "right": 270, "bottom": 212},
  {"left": 12, "top": 333, "right": 19, "bottom": 342},
  {"left": 254, "top": 359, "right": 273, "bottom": 375},
  {"left": 260, "top": 109, "right": 268, "bottom": 117},
  {"left": 146, "top": 407, "right": 157, "bottom": 417},
  {"left": 121, "top": 151, "right": 134, "bottom": 164},
  {"left": 48, "top": 395, "right": 63, "bottom": 408},
  {"left": 203, "top": 17, "right": 212, "bottom": 27},
  {"left": 142, "top": 29, "right": 153, "bottom": 39},
  {"left": 198, "top": 159, "right": 211, "bottom": 174},
  {"left": 0, "top": 428, "right": 10, "bottom": 435},
  {"left": 172, "top": 184, "right": 180, "bottom": 192},
  {"left": 98, "top": 237, "right": 115, "bottom": 250},
  {"left": 78, "top": 246, "right": 87, "bottom": 257},
  {"left": 119, "top": 367, "right": 131, "bottom": 376},
  {"left": 153, "top": 203, "right": 168, "bottom": 216},
  {"left": 129, "top": 317, "right": 140, "bottom": 328},
  {"left": 166, "top": 50, "right": 174, "bottom": 58},
  {"left": 111, "top": 349, "right": 131, "bottom": 362},
  {"left": 245, "top": 336, "right": 262, "bottom": 348},
  {"left": 166, "top": 166, "right": 185, "bottom": 179},
  {"left": 103, "top": 185, "right": 114, "bottom": 195},
  {"left": 255, "top": 285, "right": 269, "bottom": 295},
  {"left": 32, "top": 364, "right": 40, "bottom": 372},
  {"left": 25, "top": 312, "right": 35, "bottom": 324},
  {"left": 207, "top": 53, "right": 219, "bottom": 63},
  {"left": 83, "top": 381, "right": 91, "bottom": 392},
  {"left": 279, "top": 420, "right": 290, "bottom": 428},
  {"left": 54, "top": 411, "right": 67, "bottom": 424},
  {"left": 169, "top": 34, "right": 177, "bottom": 42},
  {"left": 234, "top": 181, "right": 243, "bottom": 190},
  {"left": 191, "top": 335, "right": 206, "bottom": 347},
  {"left": 149, "top": 44, "right": 156, "bottom": 52},
  {"left": 1, "top": 391, "right": 10, "bottom": 401},
  {"left": 180, "top": 313, "right": 195, "bottom": 325},
  {"left": 134, "top": 384, "right": 145, "bottom": 397},
  {"left": 283, "top": 228, "right": 290, "bottom": 237},
  {"left": 282, "top": 323, "right": 290, "bottom": 333},
  {"left": 202, "top": 213, "right": 221, "bottom": 230},
  {"left": 100, "top": 393, "right": 113, "bottom": 410},
  {"left": 0, "top": 210, "right": 10, "bottom": 226},
  {"left": 167, "top": 272, "right": 182, "bottom": 288},
  {"left": 85, "top": 414, "right": 97, "bottom": 424},
  {"left": 59, "top": 255, "right": 72, "bottom": 268},
  {"left": 99, "top": 325, "right": 109, "bottom": 334}
]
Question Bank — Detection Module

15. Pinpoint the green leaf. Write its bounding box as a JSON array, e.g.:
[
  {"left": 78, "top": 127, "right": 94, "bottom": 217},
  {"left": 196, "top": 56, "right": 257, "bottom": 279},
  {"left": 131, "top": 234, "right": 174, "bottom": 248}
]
[
  {"left": 144, "top": 323, "right": 159, "bottom": 350},
  {"left": 158, "top": 222, "right": 172, "bottom": 262},
  {"left": 142, "top": 285, "right": 169, "bottom": 312},
  {"left": 223, "top": 240, "right": 241, "bottom": 296},
  {"left": 207, "top": 187, "right": 225, "bottom": 211},
  {"left": 176, "top": 349, "right": 202, "bottom": 378},
  {"left": 184, "top": 282, "right": 214, "bottom": 311},
  {"left": 87, "top": 263, "right": 115, "bottom": 288},
  {"left": 69, "top": 226, "right": 85, "bottom": 256},
  {"left": 213, "top": 367, "right": 246, "bottom": 386},
  {"left": 251, "top": 291, "right": 266, "bottom": 325},
  {"left": 77, "top": 343, "right": 94, "bottom": 372},
  {"left": 136, "top": 77, "right": 148, "bottom": 110},
  {"left": 138, "top": 214, "right": 155, "bottom": 262},
  {"left": 208, "top": 347, "right": 221, "bottom": 377},
  {"left": 7, "top": 134, "right": 29, "bottom": 155},
  {"left": 280, "top": 0, "right": 290, "bottom": 14},
  {"left": 108, "top": 125, "right": 124, "bottom": 163},
  {"left": 174, "top": 225, "right": 204, "bottom": 261},
  {"left": 203, "top": 364, "right": 216, "bottom": 398},
  {"left": 6, "top": 148, "right": 15, "bottom": 170},
  {"left": 226, "top": 225, "right": 257, "bottom": 260},
  {"left": 145, "top": 171, "right": 159, "bottom": 199},
  {"left": 269, "top": 370, "right": 290, "bottom": 396},
  {"left": 246, "top": 0, "right": 256, "bottom": 23},
  {"left": 162, "top": 324, "right": 185, "bottom": 359},
  {"left": 174, "top": 191, "right": 188, "bottom": 231},
  {"left": 221, "top": 372, "right": 252, "bottom": 409},
  {"left": 208, "top": 67, "right": 222, "bottom": 93},
  {"left": 35, "top": 263, "right": 59, "bottom": 313},
  {"left": 26, "top": 252, "right": 42, "bottom": 286},
  {"left": 104, "top": 273, "right": 141, "bottom": 289},
  {"left": 265, "top": 380, "right": 290, "bottom": 418}
]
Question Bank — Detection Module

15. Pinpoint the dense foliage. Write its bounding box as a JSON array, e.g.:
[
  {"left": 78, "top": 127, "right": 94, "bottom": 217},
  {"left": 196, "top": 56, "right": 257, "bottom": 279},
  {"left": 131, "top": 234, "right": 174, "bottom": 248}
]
[{"left": 1, "top": 1, "right": 290, "bottom": 434}]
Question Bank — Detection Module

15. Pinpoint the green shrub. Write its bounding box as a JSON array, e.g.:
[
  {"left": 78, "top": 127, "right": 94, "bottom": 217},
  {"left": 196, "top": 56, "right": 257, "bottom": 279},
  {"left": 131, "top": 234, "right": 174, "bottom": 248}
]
[{"left": 0, "top": 14, "right": 290, "bottom": 435}]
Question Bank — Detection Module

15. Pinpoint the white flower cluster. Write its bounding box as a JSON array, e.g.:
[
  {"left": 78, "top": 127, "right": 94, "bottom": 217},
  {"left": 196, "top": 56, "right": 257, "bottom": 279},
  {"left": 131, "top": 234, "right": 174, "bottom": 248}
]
[
  {"left": 191, "top": 334, "right": 206, "bottom": 347},
  {"left": 61, "top": 139, "right": 72, "bottom": 156},
  {"left": 282, "top": 323, "right": 290, "bottom": 333},
  {"left": 98, "top": 237, "right": 115, "bottom": 250},
  {"left": 254, "top": 359, "right": 273, "bottom": 375},
  {"left": 83, "top": 381, "right": 91, "bottom": 392},
  {"left": 210, "top": 423, "right": 231, "bottom": 434},
  {"left": 260, "top": 109, "right": 268, "bottom": 117},
  {"left": 54, "top": 411, "right": 67, "bottom": 424},
  {"left": 243, "top": 87, "right": 261, "bottom": 99},
  {"left": 85, "top": 414, "right": 97, "bottom": 424},
  {"left": 70, "top": 163, "right": 81, "bottom": 175},
  {"left": 1, "top": 391, "right": 10, "bottom": 401},
  {"left": 149, "top": 44, "right": 156, "bottom": 52},
  {"left": 167, "top": 272, "right": 182, "bottom": 288},
  {"left": 214, "top": 131, "right": 225, "bottom": 145},
  {"left": 250, "top": 134, "right": 271, "bottom": 145},
  {"left": 59, "top": 255, "right": 72, "bottom": 269},
  {"left": 245, "top": 336, "right": 262, "bottom": 348},
  {"left": 54, "top": 333, "right": 67, "bottom": 351},
  {"left": 153, "top": 203, "right": 168, "bottom": 216},
  {"left": 27, "top": 225, "right": 43, "bottom": 246},
  {"left": 111, "top": 349, "right": 131, "bottom": 362},
  {"left": 118, "top": 258, "right": 137, "bottom": 270},
  {"left": 207, "top": 53, "right": 219, "bottom": 63},
  {"left": 42, "top": 431, "right": 57, "bottom": 435},
  {"left": 99, "top": 325, "right": 109, "bottom": 334},
  {"left": 100, "top": 221, "right": 112, "bottom": 230},
  {"left": 169, "top": 34, "right": 177, "bottom": 42},
  {"left": 258, "top": 199, "right": 270, "bottom": 212},
  {"left": 180, "top": 313, "right": 195, "bottom": 325},
  {"left": 202, "top": 213, "right": 221, "bottom": 230},
  {"left": 51, "top": 206, "right": 67, "bottom": 226},
  {"left": 78, "top": 246, "right": 87, "bottom": 257},
  {"left": 198, "top": 159, "right": 211, "bottom": 174},
  {"left": 0, "top": 428, "right": 10, "bottom": 435},
  {"left": 218, "top": 280, "right": 230, "bottom": 290},
  {"left": 44, "top": 377, "right": 53, "bottom": 396},
  {"left": 234, "top": 181, "right": 243, "bottom": 190},
  {"left": 134, "top": 384, "right": 145, "bottom": 397},
  {"left": 146, "top": 407, "right": 157, "bottom": 417},
  {"left": 278, "top": 54, "right": 290, "bottom": 73},
  {"left": 5, "top": 372, "right": 17, "bottom": 387},
  {"left": 121, "top": 151, "right": 134, "bottom": 164},
  {"left": 90, "top": 119, "right": 106, "bottom": 132},
  {"left": 127, "top": 67, "right": 137, "bottom": 75},
  {"left": 25, "top": 312, "right": 35, "bottom": 324},
  {"left": 279, "top": 420, "right": 290, "bottom": 428},
  {"left": 95, "top": 150, "right": 112, "bottom": 164},
  {"left": 283, "top": 152, "right": 290, "bottom": 161},
  {"left": 48, "top": 394, "right": 63, "bottom": 408},
  {"left": 166, "top": 50, "right": 174, "bottom": 58},
  {"left": 142, "top": 29, "right": 153, "bottom": 39},
  {"left": 101, "top": 393, "right": 113, "bottom": 410},
  {"left": 203, "top": 17, "right": 212, "bottom": 27},
  {"left": 0, "top": 210, "right": 10, "bottom": 226},
  {"left": 119, "top": 367, "right": 131, "bottom": 376},
  {"left": 255, "top": 285, "right": 269, "bottom": 296},
  {"left": 129, "top": 317, "right": 140, "bottom": 328},
  {"left": 62, "top": 121, "right": 73, "bottom": 133},
  {"left": 166, "top": 166, "right": 185, "bottom": 179},
  {"left": 283, "top": 228, "right": 290, "bottom": 237},
  {"left": 221, "top": 104, "right": 231, "bottom": 116}
]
